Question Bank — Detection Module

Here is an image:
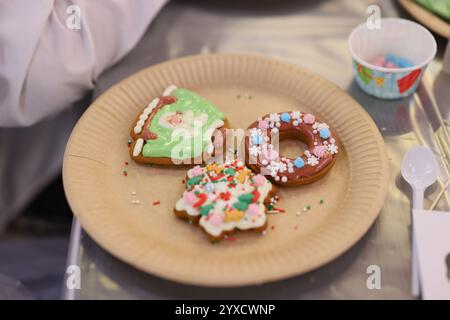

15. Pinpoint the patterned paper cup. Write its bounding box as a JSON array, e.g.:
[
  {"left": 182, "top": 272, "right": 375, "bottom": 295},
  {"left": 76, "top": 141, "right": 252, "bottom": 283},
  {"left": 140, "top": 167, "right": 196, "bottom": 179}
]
[{"left": 348, "top": 18, "right": 436, "bottom": 99}]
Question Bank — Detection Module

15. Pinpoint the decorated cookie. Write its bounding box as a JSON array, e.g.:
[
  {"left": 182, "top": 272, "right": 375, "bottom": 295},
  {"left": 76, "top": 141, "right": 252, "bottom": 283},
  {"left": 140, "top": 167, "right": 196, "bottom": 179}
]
[
  {"left": 174, "top": 160, "right": 277, "bottom": 241},
  {"left": 129, "top": 85, "right": 228, "bottom": 165},
  {"left": 245, "top": 111, "right": 339, "bottom": 186}
]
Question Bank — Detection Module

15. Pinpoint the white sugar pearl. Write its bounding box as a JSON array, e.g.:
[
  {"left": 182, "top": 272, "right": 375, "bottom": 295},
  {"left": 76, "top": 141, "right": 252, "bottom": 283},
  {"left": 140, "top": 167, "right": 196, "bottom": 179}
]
[
  {"left": 272, "top": 172, "right": 277, "bottom": 177},
  {"left": 272, "top": 128, "right": 278, "bottom": 133},
  {"left": 275, "top": 176, "right": 280, "bottom": 181},
  {"left": 288, "top": 168, "right": 294, "bottom": 173},
  {"left": 281, "top": 176, "right": 288, "bottom": 183},
  {"left": 264, "top": 136, "right": 270, "bottom": 142},
  {"left": 261, "top": 160, "right": 268, "bottom": 165},
  {"left": 276, "top": 122, "right": 281, "bottom": 127},
  {"left": 293, "top": 121, "right": 299, "bottom": 126}
]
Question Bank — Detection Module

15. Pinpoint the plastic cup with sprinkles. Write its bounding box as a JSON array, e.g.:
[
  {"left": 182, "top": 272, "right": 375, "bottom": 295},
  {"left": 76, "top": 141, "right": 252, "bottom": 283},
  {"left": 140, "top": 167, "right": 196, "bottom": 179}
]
[{"left": 348, "top": 18, "right": 436, "bottom": 99}]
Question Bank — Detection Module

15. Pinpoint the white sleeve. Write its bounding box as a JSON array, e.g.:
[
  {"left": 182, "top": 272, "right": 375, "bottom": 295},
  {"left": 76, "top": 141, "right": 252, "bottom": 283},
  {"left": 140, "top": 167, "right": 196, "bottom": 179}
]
[{"left": 0, "top": 0, "right": 167, "bottom": 127}]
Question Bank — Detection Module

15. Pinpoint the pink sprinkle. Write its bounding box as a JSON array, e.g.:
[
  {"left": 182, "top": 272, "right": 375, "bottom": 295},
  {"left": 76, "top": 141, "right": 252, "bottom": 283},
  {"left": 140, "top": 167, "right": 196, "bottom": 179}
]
[
  {"left": 253, "top": 174, "right": 266, "bottom": 186},
  {"left": 313, "top": 145, "right": 327, "bottom": 158},
  {"left": 191, "top": 165, "right": 204, "bottom": 176},
  {"left": 385, "top": 62, "right": 396, "bottom": 69},
  {"left": 209, "top": 214, "right": 223, "bottom": 226},
  {"left": 258, "top": 119, "right": 269, "bottom": 130},
  {"left": 247, "top": 203, "right": 259, "bottom": 216},
  {"left": 183, "top": 191, "right": 197, "bottom": 205},
  {"left": 371, "top": 55, "right": 385, "bottom": 67},
  {"left": 303, "top": 114, "right": 315, "bottom": 124}
]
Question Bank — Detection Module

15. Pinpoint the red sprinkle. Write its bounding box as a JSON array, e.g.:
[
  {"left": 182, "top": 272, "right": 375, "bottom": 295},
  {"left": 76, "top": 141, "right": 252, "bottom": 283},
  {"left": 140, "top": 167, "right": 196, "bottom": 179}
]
[
  {"left": 181, "top": 179, "right": 185, "bottom": 184},
  {"left": 153, "top": 200, "right": 160, "bottom": 206},
  {"left": 125, "top": 161, "right": 129, "bottom": 166},
  {"left": 271, "top": 225, "right": 275, "bottom": 230},
  {"left": 273, "top": 207, "right": 285, "bottom": 213},
  {"left": 123, "top": 171, "right": 128, "bottom": 176},
  {"left": 193, "top": 193, "right": 207, "bottom": 208},
  {"left": 227, "top": 236, "right": 237, "bottom": 242},
  {"left": 251, "top": 190, "right": 260, "bottom": 203}
]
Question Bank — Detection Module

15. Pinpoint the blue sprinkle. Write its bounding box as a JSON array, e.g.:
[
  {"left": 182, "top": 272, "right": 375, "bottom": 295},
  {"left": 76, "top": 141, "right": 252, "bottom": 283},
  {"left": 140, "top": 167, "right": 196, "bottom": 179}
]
[
  {"left": 386, "top": 54, "right": 413, "bottom": 68},
  {"left": 205, "top": 182, "right": 215, "bottom": 193},
  {"left": 280, "top": 112, "right": 291, "bottom": 123},
  {"left": 385, "top": 53, "right": 397, "bottom": 64},
  {"left": 397, "top": 58, "right": 413, "bottom": 68},
  {"left": 319, "top": 128, "right": 331, "bottom": 139},
  {"left": 294, "top": 157, "right": 305, "bottom": 168},
  {"left": 252, "top": 134, "right": 263, "bottom": 145}
]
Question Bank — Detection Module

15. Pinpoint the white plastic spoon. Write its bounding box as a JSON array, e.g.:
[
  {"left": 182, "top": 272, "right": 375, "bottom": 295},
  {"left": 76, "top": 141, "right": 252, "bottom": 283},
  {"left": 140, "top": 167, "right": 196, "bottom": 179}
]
[{"left": 401, "top": 146, "right": 439, "bottom": 298}]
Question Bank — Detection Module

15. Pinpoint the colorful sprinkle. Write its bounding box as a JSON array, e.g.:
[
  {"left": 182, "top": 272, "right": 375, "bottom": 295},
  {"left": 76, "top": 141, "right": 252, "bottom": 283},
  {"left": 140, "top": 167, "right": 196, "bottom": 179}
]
[
  {"left": 303, "top": 114, "right": 315, "bottom": 124},
  {"left": 247, "top": 203, "right": 259, "bottom": 216},
  {"left": 187, "top": 175, "right": 203, "bottom": 186},
  {"left": 294, "top": 157, "right": 305, "bottom": 168},
  {"left": 152, "top": 200, "right": 160, "bottom": 206},
  {"left": 252, "top": 174, "right": 266, "bottom": 187},
  {"left": 233, "top": 201, "right": 249, "bottom": 211},
  {"left": 225, "top": 209, "right": 245, "bottom": 222},
  {"left": 280, "top": 112, "right": 291, "bottom": 123},
  {"left": 183, "top": 191, "right": 197, "bottom": 205},
  {"left": 224, "top": 168, "right": 235, "bottom": 176},
  {"left": 319, "top": 128, "right": 331, "bottom": 139},
  {"left": 313, "top": 145, "right": 327, "bottom": 158},
  {"left": 238, "top": 193, "right": 254, "bottom": 204},
  {"left": 191, "top": 165, "right": 204, "bottom": 177},
  {"left": 209, "top": 213, "right": 223, "bottom": 226},
  {"left": 258, "top": 119, "right": 269, "bottom": 130},
  {"left": 252, "top": 134, "right": 263, "bottom": 145},
  {"left": 200, "top": 204, "right": 214, "bottom": 216},
  {"left": 319, "top": 199, "right": 324, "bottom": 204},
  {"left": 123, "top": 170, "right": 128, "bottom": 176},
  {"left": 205, "top": 182, "right": 215, "bottom": 193}
]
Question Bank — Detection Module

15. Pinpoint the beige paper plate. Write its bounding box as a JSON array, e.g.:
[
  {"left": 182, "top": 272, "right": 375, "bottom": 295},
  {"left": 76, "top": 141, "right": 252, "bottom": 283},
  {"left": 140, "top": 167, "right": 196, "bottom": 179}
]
[
  {"left": 63, "top": 54, "right": 388, "bottom": 286},
  {"left": 399, "top": 0, "right": 450, "bottom": 38}
]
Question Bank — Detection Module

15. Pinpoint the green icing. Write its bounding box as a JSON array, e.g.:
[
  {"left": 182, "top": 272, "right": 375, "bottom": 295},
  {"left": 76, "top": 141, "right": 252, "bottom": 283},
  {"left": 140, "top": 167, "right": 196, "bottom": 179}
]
[
  {"left": 142, "top": 88, "right": 225, "bottom": 159},
  {"left": 233, "top": 201, "right": 248, "bottom": 211},
  {"left": 200, "top": 204, "right": 214, "bottom": 216},
  {"left": 238, "top": 193, "right": 254, "bottom": 204},
  {"left": 187, "top": 175, "right": 203, "bottom": 186},
  {"left": 224, "top": 168, "right": 236, "bottom": 176}
]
